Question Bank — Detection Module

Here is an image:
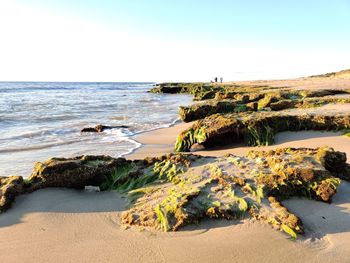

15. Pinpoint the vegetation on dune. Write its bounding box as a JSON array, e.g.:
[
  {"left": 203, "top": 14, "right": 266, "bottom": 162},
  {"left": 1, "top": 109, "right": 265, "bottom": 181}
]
[{"left": 308, "top": 69, "right": 350, "bottom": 78}]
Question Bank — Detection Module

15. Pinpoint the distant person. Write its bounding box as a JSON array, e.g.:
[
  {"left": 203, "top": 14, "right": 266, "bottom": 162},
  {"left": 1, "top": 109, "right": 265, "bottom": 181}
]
[
  {"left": 220, "top": 77, "right": 223, "bottom": 83},
  {"left": 214, "top": 77, "right": 218, "bottom": 83}
]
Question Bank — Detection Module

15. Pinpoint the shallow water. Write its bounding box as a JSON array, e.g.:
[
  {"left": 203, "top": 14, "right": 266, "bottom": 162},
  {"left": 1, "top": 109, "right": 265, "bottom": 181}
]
[{"left": 0, "top": 82, "right": 192, "bottom": 177}]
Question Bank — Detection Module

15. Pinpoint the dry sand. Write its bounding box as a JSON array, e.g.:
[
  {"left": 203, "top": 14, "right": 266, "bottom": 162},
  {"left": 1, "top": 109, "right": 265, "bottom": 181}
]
[
  {"left": 1, "top": 184, "right": 350, "bottom": 263},
  {"left": 235, "top": 75, "right": 350, "bottom": 90},
  {"left": 2, "top": 78, "right": 350, "bottom": 262}
]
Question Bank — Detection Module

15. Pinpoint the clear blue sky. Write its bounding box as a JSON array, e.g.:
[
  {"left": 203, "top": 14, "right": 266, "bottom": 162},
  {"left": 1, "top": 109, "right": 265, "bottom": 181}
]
[{"left": 1, "top": 0, "right": 349, "bottom": 81}]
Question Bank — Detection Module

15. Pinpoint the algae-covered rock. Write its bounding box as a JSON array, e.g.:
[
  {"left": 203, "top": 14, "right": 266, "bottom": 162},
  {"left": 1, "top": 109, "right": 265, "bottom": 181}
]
[
  {"left": 177, "top": 88, "right": 350, "bottom": 122},
  {"left": 0, "top": 176, "right": 25, "bottom": 212},
  {"left": 175, "top": 111, "right": 350, "bottom": 152},
  {"left": 27, "top": 155, "right": 131, "bottom": 190},
  {"left": 179, "top": 100, "right": 249, "bottom": 122},
  {"left": 299, "top": 89, "right": 347, "bottom": 98},
  {"left": 149, "top": 83, "right": 225, "bottom": 100},
  {"left": 269, "top": 100, "right": 297, "bottom": 111},
  {"left": 121, "top": 147, "right": 347, "bottom": 237},
  {"left": 1, "top": 147, "right": 348, "bottom": 239}
]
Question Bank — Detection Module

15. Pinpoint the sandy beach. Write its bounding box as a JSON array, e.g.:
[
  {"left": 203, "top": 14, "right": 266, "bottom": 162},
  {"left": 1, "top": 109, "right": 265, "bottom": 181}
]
[
  {"left": 2, "top": 1, "right": 350, "bottom": 261},
  {"left": 1, "top": 120, "right": 350, "bottom": 262},
  {"left": 1, "top": 181, "right": 350, "bottom": 263},
  {"left": 2, "top": 76, "right": 350, "bottom": 262}
]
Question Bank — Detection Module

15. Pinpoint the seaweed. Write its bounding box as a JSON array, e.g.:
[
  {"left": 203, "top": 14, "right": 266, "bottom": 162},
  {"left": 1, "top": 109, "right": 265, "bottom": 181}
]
[
  {"left": 176, "top": 88, "right": 350, "bottom": 122},
  {"left": 175, "top": 111, "right": 350, "bottom": 152},
  {"left": 120, "top": 147, "right": 349, "bottom": 238}
]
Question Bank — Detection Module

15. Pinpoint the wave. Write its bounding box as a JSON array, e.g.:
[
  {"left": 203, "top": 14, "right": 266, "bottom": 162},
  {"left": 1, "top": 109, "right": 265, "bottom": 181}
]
[
  {"left": 0, "top": 140, "right": 81, "bottom": 153},
  {"left": 0, "top": 126, "right": 141, "bottom": 155},
  {"left": 0, "top": 128, "right": 76, "bottom": 142}
]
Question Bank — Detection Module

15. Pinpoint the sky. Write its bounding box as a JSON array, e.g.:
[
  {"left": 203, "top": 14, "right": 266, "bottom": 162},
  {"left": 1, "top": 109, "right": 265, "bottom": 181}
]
[{"left": 0, "top": 0, "right": 349, "bottom": 82}]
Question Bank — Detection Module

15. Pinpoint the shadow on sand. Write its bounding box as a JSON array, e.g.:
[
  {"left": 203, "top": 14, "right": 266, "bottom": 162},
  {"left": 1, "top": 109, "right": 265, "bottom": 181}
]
[{"left": 1, "top": 181, "right": 350, "bottom": 240}]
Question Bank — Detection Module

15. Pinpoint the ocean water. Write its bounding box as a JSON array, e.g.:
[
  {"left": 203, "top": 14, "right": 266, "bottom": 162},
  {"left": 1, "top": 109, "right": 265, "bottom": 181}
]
[{"left": 0, "top": 82, "right": 192, "bottom": 177}]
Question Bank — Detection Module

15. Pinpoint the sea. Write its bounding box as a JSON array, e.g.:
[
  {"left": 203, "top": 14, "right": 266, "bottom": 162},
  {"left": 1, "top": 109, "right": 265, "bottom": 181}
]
[{"left": 0, "top": 82, "right": 192, "bottom": 177}]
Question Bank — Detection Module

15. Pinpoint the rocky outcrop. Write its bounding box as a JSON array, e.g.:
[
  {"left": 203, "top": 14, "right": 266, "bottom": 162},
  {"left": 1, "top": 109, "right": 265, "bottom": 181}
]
[
  {"left": 1, "top": 147, "right": 349, "bottom": 238},
  {"left": 0, "top": 176, "right": 25, "bottom": 213},
  {"left": 179, "top": 100, "right": 252, "bottom": 122},
  {"left": 27, "top": 155, "right": 131, "bottom": 190},
  {"left": 175, "top": 111, "right": 350, "bottom": 152},
  {"left": 0, "top": 156, "right": 132, "bottom": 212},
  {"left": 149, "top": 83, "right": 273, "bottom": 101},
  {"left": 0, "top": 154, "right": 198, "bottom": 213},
  {"left": 177, "top": 89, "right": 350, "bottom": 122},
  {"left": 121, "top": 147, "right": 349, "bottom": 237},
  {"left": 149, "top": 83, "right": 224, "bottom": 100}
]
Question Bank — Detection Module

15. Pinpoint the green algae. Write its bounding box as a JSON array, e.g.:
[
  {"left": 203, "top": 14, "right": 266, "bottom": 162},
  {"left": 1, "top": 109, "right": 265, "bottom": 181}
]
[
  {"left": 100, "top": 162, "right": 137, "bottom": 191},
  {"left": 1, "top": 146, "right": 349, "bottom": 239},
  {"left": 175, "top": 112, "right": 350, "bottom": 152},
  {"left": 120, "top": 147, "right": 349, "bottom": 238},
  {"left": 101, "top": 155, "right": 192, "bottom": 195},
  {"left": 177, "top": 88, "right": 350, "bottom": 122}
]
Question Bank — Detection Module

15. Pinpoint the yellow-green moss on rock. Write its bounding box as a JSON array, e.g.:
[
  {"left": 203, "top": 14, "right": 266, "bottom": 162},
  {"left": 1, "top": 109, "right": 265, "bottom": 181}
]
[
  {"left": 121, "top": 147, "right": 349, "bottom": 237},
  {"left": 175, "top": 111, "right": 350, "bottom": 152}
]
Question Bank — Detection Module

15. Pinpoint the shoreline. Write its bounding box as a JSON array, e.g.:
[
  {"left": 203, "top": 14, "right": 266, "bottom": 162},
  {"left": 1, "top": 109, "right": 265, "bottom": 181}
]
[
  {"left": 2, "top": 73, "right": 350, "bottom": 262},
  {"left": 119, "top": 118, "right": 185, "bottom": 159}
]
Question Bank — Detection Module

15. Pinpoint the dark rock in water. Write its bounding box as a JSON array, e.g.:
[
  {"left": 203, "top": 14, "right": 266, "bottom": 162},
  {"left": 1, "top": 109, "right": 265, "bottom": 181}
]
[
  {"left": 0, "top": 176, "right": 25, "bottom": 212},
  {"left": 27, "top": 155, "right": 130, "bottom": 190},
  {"left": 81, "top": 124, "right": 128, "bottom": 133}
]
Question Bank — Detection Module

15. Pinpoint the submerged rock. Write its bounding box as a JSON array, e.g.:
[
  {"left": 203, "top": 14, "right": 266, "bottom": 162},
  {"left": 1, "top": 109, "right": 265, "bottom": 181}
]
[{"left": 81, "top": 124, "right": 128, "bottom": 133}]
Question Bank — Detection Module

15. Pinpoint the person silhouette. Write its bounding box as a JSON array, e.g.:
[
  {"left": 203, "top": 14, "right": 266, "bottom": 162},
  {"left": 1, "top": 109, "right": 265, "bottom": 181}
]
[
  {"left": 214, "top": 77, "right": 218, "bottom": 83},
  {"left": 220, "top": 77, "right": 223, "bottom": 83}
]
